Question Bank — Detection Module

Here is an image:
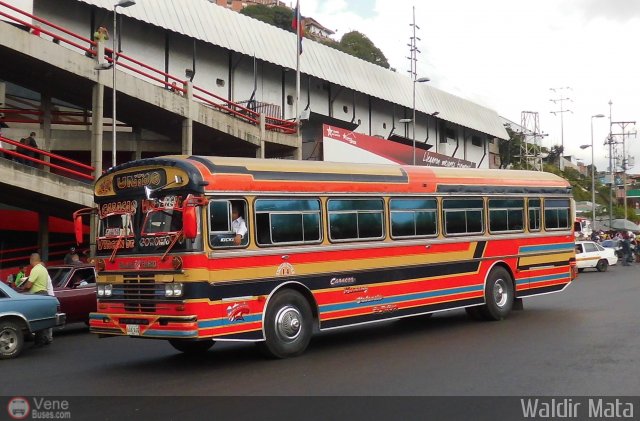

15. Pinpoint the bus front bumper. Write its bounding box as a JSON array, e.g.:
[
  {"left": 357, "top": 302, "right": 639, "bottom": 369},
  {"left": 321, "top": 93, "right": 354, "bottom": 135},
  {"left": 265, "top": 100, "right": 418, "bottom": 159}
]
[{"left": 89, "top": 313, "right": 199, "bottom": 339}]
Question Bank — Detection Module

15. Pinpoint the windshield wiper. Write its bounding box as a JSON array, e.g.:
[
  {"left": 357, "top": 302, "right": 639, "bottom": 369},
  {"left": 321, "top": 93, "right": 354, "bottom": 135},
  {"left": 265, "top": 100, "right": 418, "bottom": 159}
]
[{"left": 161, "top": 230, "right": 184, "bottom": 262}]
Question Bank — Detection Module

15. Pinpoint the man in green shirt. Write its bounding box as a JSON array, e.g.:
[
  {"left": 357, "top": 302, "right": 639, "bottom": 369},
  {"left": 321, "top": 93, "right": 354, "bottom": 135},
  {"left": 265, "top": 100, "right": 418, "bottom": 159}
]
[{"left": 21, "top": 253, "right": 53, "bottom": 345}]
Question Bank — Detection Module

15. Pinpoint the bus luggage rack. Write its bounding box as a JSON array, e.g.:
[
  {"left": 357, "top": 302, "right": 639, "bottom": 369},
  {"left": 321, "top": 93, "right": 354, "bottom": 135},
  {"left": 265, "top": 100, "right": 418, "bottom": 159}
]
[{"left": 112, "top": 275, "right": 164, "bottom": 313}]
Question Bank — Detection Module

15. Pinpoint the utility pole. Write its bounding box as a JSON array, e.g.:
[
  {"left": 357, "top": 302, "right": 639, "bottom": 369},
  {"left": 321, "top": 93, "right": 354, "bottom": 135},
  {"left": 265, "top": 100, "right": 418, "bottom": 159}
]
[
  {"left": 607, "top": 100, "right": 614, "bottom": 229},
  {"left": 611, "top": 120, "right": 636, "bottom": 221},
  {"left": 550, "top": 87, "right": 572, "bottom": 171}
]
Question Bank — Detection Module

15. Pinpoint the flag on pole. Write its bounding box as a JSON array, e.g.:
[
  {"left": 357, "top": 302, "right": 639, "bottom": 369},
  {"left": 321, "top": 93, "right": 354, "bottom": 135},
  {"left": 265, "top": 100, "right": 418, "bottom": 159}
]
[{"left": 292, "top": 0, "right": 303, "bottom": 54}]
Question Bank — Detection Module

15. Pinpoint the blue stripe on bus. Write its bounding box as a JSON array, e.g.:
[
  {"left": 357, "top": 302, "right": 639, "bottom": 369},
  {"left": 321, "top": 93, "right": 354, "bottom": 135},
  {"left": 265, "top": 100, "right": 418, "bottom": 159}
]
[
  {"left": 198, "top": 314, "right": 262, "bottom": 329},
  {"left": 519, "top": 243, "right": 575, "bottom": 253},
  {"left": 516, "top": 273, "right": 569, "bottom": 286},
  {"left": 319, "top": 285, "right": 484, "bottom": 313},
  {"left": 143, "top": 329, "right": 198, "bottom": 337}
]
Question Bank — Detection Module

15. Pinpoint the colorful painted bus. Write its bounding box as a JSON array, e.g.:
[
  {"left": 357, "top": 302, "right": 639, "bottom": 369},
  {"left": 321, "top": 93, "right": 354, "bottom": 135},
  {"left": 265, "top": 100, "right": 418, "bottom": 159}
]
[{"left": 76, "top": 156, "right": 576, "bottom": 358}]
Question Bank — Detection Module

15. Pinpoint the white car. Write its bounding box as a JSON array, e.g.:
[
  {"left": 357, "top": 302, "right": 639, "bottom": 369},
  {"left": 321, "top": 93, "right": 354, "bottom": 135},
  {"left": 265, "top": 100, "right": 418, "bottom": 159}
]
[{"left": 575, "top": 241, "right": 618, "bottom": 272}]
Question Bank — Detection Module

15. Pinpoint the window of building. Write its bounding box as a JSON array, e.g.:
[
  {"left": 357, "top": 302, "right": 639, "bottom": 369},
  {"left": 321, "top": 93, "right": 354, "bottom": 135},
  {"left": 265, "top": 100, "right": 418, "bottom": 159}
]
[
  {"left": 390, "top": 198, "right": 438, "bottom": 238},
  {"left": 443, "top": 198, "right": 484, "bottom": 236},
  {"left": 382, "top": 122, "right": 387, "bottom": 129},
  {"left": 528, "top": 198, "right": 541, "bottom": 231},
  {"left": 343, "top": 105, "right": 349, "bottom": 113},
  {"left": 445, "top": 127, "right": 456, "bottom": 139},
  {"left": 488, "top": 199, "right": 524, "bottom": 233},
  {"left": 216, "top": 78, "right": 225, "bottom": 87},
  {"left": 328, "top": 199, "right": 384, "bottom": 241},
  {"left": 471, "top": 135, "right": 483, "bottom": 147},
  {"left": 544, "top": 198, "right": 571, "bottom": 230},
  {"left": 255, "top": 199, "right": 321, "bottom": 246}
]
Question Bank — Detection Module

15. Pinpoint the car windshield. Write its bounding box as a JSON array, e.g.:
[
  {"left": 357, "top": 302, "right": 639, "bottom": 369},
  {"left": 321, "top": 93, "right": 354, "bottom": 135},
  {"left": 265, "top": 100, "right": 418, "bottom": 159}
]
[
  {"left": 602, "top": 240, "right": 617, "bottom": 247},
  {"left": 48, "top": 267, "right": 72, "bottom": 288}
]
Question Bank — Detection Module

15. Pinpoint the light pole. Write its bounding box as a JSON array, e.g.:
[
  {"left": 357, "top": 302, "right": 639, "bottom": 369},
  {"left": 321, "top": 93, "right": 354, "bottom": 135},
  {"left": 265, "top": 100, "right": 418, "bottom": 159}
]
[
  {"left": 581, "top": 113, "right": 605, "bottom": 230},
  {"left": 411, "top": 77, "right": 430, "bottom": 165},
  {"left": 112, "top": 0, "right": 135, "bottom": 167}
]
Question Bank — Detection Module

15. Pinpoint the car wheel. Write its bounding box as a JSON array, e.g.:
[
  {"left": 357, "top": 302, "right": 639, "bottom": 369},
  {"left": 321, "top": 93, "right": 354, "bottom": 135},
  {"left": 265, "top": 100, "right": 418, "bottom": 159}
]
[
  {"left": 257, "top": 289, "right": 313, "bottom": 359},
  {"left": 596, "top": 260, "right": 609, "bottom": 272},
  {"left": 169, "top": 339, "right": 215, "bottom": 354},
  {"left": 477, "top": 267, "right": 514, "bottom": 321},
  {"left": 0, "top": 320, "right": 24, "bottom": 360}
]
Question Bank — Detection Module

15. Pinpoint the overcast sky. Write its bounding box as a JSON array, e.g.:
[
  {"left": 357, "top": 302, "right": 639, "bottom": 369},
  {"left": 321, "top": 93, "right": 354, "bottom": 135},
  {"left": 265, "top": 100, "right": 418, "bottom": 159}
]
[{"left": 302, "top": 0, "right": 640, "bottom": 174}]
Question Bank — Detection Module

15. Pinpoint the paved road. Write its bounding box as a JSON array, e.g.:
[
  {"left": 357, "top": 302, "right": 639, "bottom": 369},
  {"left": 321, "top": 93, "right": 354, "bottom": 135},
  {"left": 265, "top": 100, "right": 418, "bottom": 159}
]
[{"left": 5, "top": 264, "right": 640, "bottom": 396}]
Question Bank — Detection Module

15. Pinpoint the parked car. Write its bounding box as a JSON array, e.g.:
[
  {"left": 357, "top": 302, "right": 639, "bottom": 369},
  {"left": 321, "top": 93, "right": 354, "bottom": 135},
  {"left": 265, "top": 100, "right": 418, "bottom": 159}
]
[
  {"left": 575, "top": 241, "right": 618, "bottom": 272},
  {"left": 49, "top": 265, "right": 97, "bottom": 324},
  {"left": 0, "top": 282, "right": 65, "bottom": 359},
  {"left": 601, "top": 239, "right": 624, "bottom": 258}
]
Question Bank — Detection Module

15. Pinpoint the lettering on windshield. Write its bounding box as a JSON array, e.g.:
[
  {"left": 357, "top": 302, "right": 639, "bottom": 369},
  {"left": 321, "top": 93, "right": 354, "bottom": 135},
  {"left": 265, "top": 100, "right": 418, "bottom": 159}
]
[
  {"left": 98, "top": 238, "right": 136, "bottom": 250},
  {"left": 100, "top": 200, "right": 137, "bottom": 218}
]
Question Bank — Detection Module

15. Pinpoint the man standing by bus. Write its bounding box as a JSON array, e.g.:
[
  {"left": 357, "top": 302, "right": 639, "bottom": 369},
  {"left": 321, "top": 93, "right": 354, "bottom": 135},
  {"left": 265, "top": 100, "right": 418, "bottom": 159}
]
[
  {"left": 21, "top": 253, "right": 54, "bottom": 346},
  {"left": 231, "top": 205, "right": 247, "bottom": 246}
]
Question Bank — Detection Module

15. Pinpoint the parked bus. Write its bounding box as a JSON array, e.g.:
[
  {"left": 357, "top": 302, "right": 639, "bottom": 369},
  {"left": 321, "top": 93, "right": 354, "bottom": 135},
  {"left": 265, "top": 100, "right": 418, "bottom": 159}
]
[{"left": 75, "top": 156, "right": 577, "bottom": 358}]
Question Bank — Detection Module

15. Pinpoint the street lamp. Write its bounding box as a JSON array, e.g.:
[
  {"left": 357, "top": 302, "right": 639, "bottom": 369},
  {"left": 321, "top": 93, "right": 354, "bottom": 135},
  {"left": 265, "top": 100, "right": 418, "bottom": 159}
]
[
  {"left": 112, "top": 0, "right": 136, "bottom": 167},
  {"left": 400, "top": 77, "right": 431, "bottom": 165},
  {"left": 580, "top": 113, "right": 605, "bottom": 230}
]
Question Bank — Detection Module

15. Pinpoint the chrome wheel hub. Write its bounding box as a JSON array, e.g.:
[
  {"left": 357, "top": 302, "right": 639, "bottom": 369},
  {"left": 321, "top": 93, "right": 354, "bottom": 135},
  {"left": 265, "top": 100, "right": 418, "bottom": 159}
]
[
  {"left": 275, "top": 305, "right": 302, "bottom": 342},
  {"left": 494, "top": 279, "right": 508, "bottom": 308},
  {"left": 0, "top": 329, "right": 17, "bottom": 353}
]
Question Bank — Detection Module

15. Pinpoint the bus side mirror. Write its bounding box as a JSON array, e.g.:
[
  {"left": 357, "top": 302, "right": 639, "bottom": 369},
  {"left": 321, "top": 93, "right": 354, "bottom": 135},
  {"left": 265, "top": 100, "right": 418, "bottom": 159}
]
[
  {"left": 74, "top": 215, "right": 84, "bottom": 245},
  {"left": 183, "top": 206, "right": 197, "bottom": 240}
]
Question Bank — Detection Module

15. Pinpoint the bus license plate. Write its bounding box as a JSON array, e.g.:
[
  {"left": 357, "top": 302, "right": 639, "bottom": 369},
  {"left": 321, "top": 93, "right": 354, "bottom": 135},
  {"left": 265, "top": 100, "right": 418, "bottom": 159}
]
[{"left": 126, "top": 324, "right": 140, "bottom": 336}]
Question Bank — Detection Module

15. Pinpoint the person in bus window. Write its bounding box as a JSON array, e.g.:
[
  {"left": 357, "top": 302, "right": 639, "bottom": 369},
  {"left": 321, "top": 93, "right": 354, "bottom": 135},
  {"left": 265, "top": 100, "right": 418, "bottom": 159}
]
[{"left": 231, "top": 205, "right": 247, "bottom": 246}]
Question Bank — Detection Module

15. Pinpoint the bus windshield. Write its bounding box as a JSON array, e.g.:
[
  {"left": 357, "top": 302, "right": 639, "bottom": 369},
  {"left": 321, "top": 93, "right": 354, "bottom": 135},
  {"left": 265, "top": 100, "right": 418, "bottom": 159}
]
[{"left": 96, "top": 195, "right": 201, "bottom": 256}]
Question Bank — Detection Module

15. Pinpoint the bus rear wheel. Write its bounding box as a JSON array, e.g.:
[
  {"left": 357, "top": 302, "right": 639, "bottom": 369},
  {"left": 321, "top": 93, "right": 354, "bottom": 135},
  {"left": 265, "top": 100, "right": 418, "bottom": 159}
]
[
  {"left": 478, "top": 267, "right": 514, "bottom": 321},
  {"left": 169, "top": 339, "right": 215, "bottom": 354},
  {"left": 258, "top": 289, "right": 313, "bottom": 359}
]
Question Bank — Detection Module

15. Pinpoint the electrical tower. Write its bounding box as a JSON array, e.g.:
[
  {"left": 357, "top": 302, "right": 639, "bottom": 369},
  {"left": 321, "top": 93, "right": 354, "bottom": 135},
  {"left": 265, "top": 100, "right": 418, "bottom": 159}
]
[
  {"left": 520, "top": 111, "right": 545, "bottom": 171},
  {"left": 407, "top": 6, "right": 420, "bottom": 81},
  {"left": 549, "top": 87, "right": 572, "bottom": 171}
]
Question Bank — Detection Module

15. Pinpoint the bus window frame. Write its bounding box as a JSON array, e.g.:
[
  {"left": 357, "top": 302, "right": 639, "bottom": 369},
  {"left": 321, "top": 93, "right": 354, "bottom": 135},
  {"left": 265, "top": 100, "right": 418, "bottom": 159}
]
[
  {"left": 207, "top": 198, "right": 249, "bottom": 249},
  {"left": 327, "top": 197, "right": 385, "bottom": 243},
  {"left": 543, "top": 198, "right": 572, "bottom": 231},
  {"left": 389, "top": 197, "right": 439, "bottom": 240},
  {"left": 528, "top": 198, "right": 542, "bottom": 232},
  {"left": 254, "top": 198, "right": 323, "bottom": 247},
  {"left": 97, "top": 212, "right": 135, "bottom": 240},
  {"left": 487, "top": 198, "right": 525, "bottom": 235},
  {"left": 442, "top": 198, "right": 485, "bottom": 237}
]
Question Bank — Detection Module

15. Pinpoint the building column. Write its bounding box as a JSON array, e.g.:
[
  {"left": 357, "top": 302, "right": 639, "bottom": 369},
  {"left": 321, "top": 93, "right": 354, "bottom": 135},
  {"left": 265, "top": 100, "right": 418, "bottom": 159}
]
[
  {"left": 41, "top": 92, "right": 53, "bottom": 172},
  {"left": 256, "top": 113, "right": 266, "bottom": 159},
  {"left": 91, "top": 79, "right": 104, "bottom": 178},
  {"left": 181, "top": 81, "right": 193, "bottom": 156},
  {"left": 133, "top": 128, "right": 142, "bottom": 160},
  {"left": 38, "top": 210, "right": 49, "bottom": 263},
  {"left": 0, "top": 81, "right": 5, "bottom": 107},
  {"left": 294, "top": 130, "right": 302, "bottom": 160}
]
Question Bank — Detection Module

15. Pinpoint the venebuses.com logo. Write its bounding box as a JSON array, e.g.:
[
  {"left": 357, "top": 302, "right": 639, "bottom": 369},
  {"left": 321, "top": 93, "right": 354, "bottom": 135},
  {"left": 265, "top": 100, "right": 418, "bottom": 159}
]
[
  {"left": 7, "top": 397, "right": 71, "bottom": 420},
  {"left": 7, "top": 397, "right": 30, "bottom": 420}
]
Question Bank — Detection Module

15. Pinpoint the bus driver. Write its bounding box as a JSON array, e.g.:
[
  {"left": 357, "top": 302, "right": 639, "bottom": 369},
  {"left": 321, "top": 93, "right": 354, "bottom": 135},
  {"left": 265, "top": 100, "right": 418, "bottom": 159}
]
[{"left": 231, "top": 205, "right": 247, "bottom": 245}]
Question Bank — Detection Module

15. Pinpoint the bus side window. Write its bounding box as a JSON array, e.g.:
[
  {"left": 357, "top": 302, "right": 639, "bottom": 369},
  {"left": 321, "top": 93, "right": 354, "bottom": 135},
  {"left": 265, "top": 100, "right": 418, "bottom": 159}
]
[{"left": 209, "top": 199, "right": 249, "bottom": 248}]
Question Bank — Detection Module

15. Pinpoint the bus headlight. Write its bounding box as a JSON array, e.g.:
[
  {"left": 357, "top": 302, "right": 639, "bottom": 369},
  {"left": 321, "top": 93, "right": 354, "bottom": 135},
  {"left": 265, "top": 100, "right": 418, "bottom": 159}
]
[
  {"left": 97, "top": 284, "right": 113, "bottom": 297},
  {"left": 165, "top": 283, "right": 183, "bottom": 297}
]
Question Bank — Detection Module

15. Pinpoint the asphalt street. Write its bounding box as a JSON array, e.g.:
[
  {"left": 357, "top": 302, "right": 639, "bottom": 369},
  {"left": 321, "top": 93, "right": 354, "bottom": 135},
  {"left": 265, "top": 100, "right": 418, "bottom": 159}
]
[{"left": 4, "top": 264, "right": 640, "bottom": 397}]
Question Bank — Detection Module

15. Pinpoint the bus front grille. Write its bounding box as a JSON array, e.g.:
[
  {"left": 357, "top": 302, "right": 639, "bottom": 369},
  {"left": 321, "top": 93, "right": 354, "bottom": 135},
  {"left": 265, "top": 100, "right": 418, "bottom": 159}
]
[{"left": 113, "top": 275, "right": 163, "bottom": 312}]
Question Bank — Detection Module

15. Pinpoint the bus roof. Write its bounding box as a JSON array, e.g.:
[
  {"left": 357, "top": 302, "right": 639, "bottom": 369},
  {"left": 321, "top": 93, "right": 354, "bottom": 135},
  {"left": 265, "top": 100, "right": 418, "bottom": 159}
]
[{"left": 96, "top": 155, "right": 572, "bottom": 197}]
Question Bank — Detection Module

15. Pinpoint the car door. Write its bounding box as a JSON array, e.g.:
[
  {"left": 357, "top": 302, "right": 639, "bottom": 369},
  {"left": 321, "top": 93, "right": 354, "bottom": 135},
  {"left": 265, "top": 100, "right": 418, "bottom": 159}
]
[
  {"left": 582, "top": 242, "right": 599, "bottom": 268},
  {"left": 70, "top": 268, "right": 97, "bottom": 321},
  {"left": 53, "top": 268, "right": 93, "bottom": 323}
]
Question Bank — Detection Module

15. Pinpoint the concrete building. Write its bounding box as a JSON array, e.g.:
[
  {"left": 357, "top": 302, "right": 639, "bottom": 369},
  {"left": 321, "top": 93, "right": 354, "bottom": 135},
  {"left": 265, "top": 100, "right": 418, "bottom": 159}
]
[{"left": 7, "top": 0, "right": 507, "bottom": 168}]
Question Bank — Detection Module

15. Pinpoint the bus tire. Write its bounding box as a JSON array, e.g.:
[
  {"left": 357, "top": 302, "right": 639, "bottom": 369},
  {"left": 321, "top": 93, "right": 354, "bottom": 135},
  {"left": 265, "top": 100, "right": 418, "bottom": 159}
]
[
  {"left": 478, "top": 267, "right": 514, "bottom": 321},
  {"left": 169, "top": 339, "right": 215, "bottom": 354},
  {"left": 596, "top": 260, "right": 608, "bottom": 272},
  {"left": 258, "top": 289, "right": 313, "bottom": 359}
]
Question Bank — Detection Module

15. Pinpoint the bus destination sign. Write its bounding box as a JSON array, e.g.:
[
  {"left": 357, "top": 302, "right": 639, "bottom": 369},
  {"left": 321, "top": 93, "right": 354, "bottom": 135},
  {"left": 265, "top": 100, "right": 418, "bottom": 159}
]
[{"left": 114, "top": 169, "right": 167, "bottom": 192}]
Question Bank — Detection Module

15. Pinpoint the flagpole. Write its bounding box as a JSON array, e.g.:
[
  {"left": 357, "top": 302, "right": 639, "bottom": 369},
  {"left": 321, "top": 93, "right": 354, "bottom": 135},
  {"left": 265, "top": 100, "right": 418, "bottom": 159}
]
[{"left": 295, "top": 0, "right": 302, "bottom": 159}]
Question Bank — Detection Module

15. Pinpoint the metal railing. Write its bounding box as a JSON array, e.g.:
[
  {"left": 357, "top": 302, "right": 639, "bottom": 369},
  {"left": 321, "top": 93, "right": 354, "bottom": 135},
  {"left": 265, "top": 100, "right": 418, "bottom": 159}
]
[
  {"left": 0, "top": 135, "right": 95, "bottom": 181},
  {"left": 0, "top": 0, "right": 298, "bottom": 135}
]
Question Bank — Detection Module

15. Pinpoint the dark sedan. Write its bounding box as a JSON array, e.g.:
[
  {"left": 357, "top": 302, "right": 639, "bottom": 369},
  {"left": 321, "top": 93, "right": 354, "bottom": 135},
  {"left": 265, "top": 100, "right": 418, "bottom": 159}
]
[{"left": 49, "top": 265, "right": 97, "bottom": 324}]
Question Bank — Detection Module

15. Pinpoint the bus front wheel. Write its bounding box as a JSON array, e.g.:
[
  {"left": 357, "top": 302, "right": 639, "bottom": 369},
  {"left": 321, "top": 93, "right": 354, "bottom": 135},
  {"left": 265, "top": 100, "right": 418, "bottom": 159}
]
[
  {"left": 258, "top": 289, "right": 313, "bottom": 359},
  {"left": 478, "top": 267, "right": 514, "bottom": 321},
  {"left": 169, "top": 339, "right": 215, "bottom": 354}
]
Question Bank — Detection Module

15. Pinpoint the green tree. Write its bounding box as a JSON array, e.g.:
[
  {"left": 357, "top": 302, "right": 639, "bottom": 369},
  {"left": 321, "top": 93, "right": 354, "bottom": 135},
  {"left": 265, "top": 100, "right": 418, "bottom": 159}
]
[
  {"left": 498, "top": 126, "right": 523, "bottom": 169},
  {"left": 240, "top": 5, "right": 295, "bottom": 32},
  {"left": 335, "top": 31, "right": 390, "bottom": 68}
]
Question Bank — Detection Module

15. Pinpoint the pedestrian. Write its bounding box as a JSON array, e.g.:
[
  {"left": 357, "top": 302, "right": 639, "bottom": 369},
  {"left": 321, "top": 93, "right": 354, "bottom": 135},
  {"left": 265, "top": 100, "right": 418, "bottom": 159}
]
[
  {"left": 93, "top": 26, "right": 109, "bottom": 42},
  {"left": 63, "top": 247, "right": 77, "bottom": 265},
  {"left": 13, "top": 266, "right": 27, "bottom": 287},
  {"left": 70, "top": 253, "right": 82, "bottom": 265},
  {"left": 0, "top": 113, "right": 9, "bottom": 160},
  {"left": 19, "top": 253, "right": 53, "bottom": 346},
  {"left": 621, "top": 233, "right": 631, "bottom": 266}
]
